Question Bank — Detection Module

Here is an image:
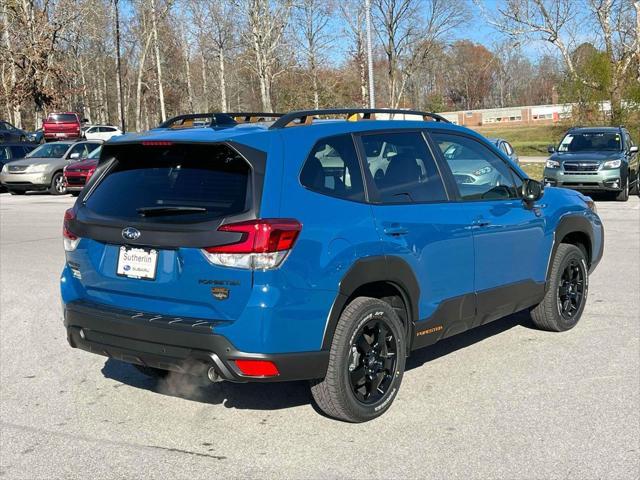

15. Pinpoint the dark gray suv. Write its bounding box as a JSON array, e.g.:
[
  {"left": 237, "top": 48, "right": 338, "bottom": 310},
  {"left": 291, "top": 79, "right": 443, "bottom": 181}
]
[{"left": 543, "top": 126, "right": 639, "bottom": 201}]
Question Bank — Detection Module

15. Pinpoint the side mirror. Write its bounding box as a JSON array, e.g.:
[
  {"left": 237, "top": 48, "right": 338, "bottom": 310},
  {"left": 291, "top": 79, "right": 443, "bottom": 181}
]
[
  {"left": 547, "top": 145, "right": 556, "bottom": 153},
  {"left": 69, "top": 152, "right": 80, "bottom": 159},
  {"left": 522, "top": 178, "right": 544, "bottom": 203},
  {"left": 630, "top": 146, "right": 639, "bottom": 153}
]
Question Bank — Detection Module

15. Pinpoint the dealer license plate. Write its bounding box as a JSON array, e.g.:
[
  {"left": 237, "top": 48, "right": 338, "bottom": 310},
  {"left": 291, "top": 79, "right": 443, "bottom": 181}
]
[{"left": 116, "top": 246, "right": 158, "bottom": 280}]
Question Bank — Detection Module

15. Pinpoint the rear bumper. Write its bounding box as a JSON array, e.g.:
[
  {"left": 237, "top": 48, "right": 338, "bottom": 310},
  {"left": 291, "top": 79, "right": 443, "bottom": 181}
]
[{"left": 64, "top": 300, "right": 329, "bottom": 382}]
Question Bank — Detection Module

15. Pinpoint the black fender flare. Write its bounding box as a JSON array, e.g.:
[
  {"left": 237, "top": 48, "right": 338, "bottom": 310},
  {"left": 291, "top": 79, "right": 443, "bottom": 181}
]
[
  {"left": 320, "top": 256, "right": 420, "bottom": 350},
  {"left": 547, "top": 214, "right": 595, "bottom": 285}
]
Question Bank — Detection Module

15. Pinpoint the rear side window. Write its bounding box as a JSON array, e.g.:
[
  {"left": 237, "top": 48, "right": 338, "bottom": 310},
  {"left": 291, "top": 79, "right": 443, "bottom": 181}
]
[
  {"left": 85, "top": 144, "right": 251, "bottom": 223},
  {"left": 300, "top": 134, "right": 365, "bottom": 201},
  {"left": 361, "top": 131, "right": 447, "bottom": 203}
]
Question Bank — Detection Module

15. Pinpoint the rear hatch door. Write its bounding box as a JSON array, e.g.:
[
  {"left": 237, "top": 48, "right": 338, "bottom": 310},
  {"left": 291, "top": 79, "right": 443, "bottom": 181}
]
[{"left": 66, "top": 141, "right": 265, "bottom": 320}]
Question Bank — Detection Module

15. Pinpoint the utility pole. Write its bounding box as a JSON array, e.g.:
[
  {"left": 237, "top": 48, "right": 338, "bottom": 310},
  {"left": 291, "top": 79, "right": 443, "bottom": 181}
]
[
  {"left": 365, "top": 0, "right": 375, "bottom": 108},
  {"left": 114, "top": 0, "right": 126, "bottom": 132}
]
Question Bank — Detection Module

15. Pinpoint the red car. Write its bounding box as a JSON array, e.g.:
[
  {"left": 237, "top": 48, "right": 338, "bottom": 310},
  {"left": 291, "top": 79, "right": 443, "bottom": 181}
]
[
  {"left": 43, "top": 112, "right": 82, "bottom": 141},
  {"left": 63, "top": 146, "right": 101, "bottom": 196}
]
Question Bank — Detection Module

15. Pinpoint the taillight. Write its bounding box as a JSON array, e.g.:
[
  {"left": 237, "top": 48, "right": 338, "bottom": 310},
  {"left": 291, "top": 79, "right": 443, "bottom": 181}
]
[
  {"left": 142, "top": 141, "right": 173, "bottom": 146},
  {"left": 234, "top": 359, "right": 279, "bottom": 377},
  {"left": 86, "top": 167, "right": 96, "bottom": 179},
  {"left": 202, "top": 219, "right": 301, "bottom": 270},
  {"left": 63, "top": 208, "right": 80, "bottom": 251}
]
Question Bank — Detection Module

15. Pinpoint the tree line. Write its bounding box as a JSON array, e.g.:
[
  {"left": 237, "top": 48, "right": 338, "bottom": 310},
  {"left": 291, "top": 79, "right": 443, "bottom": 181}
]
[{"left": 1, "top": 0, "right": 638, "bottom": 131}]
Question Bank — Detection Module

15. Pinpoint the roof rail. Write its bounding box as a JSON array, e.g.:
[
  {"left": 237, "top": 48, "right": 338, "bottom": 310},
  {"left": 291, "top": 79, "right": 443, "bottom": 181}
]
[
  {"left": 158, "top": 112, "right": 284, "bottom": 129},
  {"left": 269, "top": 108, "right": 450, "bottom": 129}
]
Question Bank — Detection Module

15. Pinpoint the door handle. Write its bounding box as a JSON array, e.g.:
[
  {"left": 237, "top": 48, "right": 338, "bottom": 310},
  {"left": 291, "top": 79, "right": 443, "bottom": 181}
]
[
  {"left": 383, "top": 225, "right": 409, "bottom": 236},
  {"left": 471, "top": 219, "right": 491, "bottom": 228}
]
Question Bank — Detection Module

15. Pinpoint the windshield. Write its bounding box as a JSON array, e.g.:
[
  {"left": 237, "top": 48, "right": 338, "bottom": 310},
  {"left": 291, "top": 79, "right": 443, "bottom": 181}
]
[
  {"left": 48, "top": 113, "right": 77, "bottom": 123},
  {"left": 26, "top": 143, "right": 69, "bottom": 158},
  {"left": 558, "top": 132, "right": 622, "bottom": 152}
]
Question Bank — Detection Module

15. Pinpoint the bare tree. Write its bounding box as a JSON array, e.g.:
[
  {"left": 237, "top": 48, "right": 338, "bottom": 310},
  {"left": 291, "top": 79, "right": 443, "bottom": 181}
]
[
  {"left": 372, "top": 0, "right": 468, "bottom": 108},
  {"left": 207, "top": 0, "right": 236, "bottom": 112},
  {"left": 484, "top": 0, "right": 639, "bottom": 121},
  {"left": 240, "top": 0, "right": 292, "bottom": 111},
  {"left": 340, "top": 0, "right": 368, "bottom": 106},
  {"left": 150, "top": 0, "right": 173, "bottom": 122},
  {"left": 293, "top": 0, "right": 333, "bottom": 109}
]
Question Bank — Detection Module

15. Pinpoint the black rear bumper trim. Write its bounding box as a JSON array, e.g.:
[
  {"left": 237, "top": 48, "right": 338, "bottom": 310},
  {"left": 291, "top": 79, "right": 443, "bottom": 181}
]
[{"left": 64, "top": 300, "right": 329, "bottom": 382}]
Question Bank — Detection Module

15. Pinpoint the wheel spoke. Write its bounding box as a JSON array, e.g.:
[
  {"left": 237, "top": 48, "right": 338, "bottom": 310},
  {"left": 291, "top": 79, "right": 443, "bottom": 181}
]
[
  {"left": 371, "top": 371, "right": 385, "bottom": 394},
  {"left": 357, "top": 335, "right": 372, "bottom": 354},
  {"left": 350, "top": 366, "right": 366, "bottom": 387}
]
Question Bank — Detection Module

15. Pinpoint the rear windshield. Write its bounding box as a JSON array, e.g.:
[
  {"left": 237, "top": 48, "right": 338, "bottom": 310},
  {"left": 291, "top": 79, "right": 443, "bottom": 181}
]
[
  {"left": 26, "top": 143, "right": 69, "bottom": 158},
  {"left": 48, "top": 114, "right": 78, "bottom": 123},
  {"left": 84, "top": 144, "right": 251, "bottom": 223},
  {"left": 558, "top": 132, "right": 622, "bottom": 152}
]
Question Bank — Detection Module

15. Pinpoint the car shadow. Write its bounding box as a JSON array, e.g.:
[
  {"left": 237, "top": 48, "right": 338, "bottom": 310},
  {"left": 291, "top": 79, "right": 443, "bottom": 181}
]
[
  {"left": 101, "top": 310, "right": 536, "bottom": 412},
  {"left": 101, "top": 358, "right": 312, "bottom": 411},
  {"left": 405, "top": 309, "right": 533, "bottom": 372}
]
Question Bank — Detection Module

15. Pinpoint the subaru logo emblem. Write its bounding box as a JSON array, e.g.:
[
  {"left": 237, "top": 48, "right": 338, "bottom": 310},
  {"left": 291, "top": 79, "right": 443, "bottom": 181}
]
[{"left": 122, "top": 227, "right": 141, "bottom": 241}]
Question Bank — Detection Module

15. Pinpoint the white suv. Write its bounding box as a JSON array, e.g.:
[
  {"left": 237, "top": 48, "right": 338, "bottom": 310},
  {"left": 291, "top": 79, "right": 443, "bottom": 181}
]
[{"left": 83, "top": 125, "right": 122, "bottom": 141}]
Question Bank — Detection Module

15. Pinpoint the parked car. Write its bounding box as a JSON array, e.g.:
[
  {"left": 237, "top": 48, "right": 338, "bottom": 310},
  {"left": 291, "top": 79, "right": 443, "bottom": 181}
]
[
  {"left": 61, "top": 108, "right": 603, "bottom": 422},
  {"left": 0, "top": 121, "right": 28, "bottom": 143},
  {"left": 63, "top": 146, "right": 101, "bottom": 196},
  {"left": 27, "top": 128, "right": 45, "bottom": 144},
  {"left": 43, "top": 112, "right": 82, "bottom": 142},
  {"left": 0, "top": 143, "right": 39, "bottom": 192},
  {"left": 0, "top": 140, "right": 102, "bottom": 195},
  {"left": 488, "top": 138, "right": 519, "bottom": 164},
  {"left": 83, "top": 125, "right": 122, "bottom": 141},
  {"left": 544, "top": 126, "right": 639, "bottom": 201}
]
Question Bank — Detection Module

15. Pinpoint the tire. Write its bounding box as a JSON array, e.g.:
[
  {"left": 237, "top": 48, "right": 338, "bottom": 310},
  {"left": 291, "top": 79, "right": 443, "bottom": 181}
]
[
  {"left": 615, "top": 175, "right": 629, "bottom": 202},
  {"left": 531, "top": 244, "right": 588, "bottom": 332},
  {"left": 49, "top": 171, "right": 66, "bottom": 195},
  {"left": 8, "top": 190, "right": 26, "bottom": 195},
  {"left": 310, "top": 297, "right": 406, "bottom": 423},
  {"left": 70, "top": 191, "right": 80, "bottom": 197},
  {"left": 132, "top": 364, "right": 169, "bottom": 379},
  {"left": 631, "top": 170, "right": 640, "bottom": 196}
]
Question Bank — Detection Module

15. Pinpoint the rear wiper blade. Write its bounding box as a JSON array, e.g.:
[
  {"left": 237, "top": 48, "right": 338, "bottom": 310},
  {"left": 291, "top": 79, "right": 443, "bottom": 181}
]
[{"left": 136, "top": 206, "right": 207, "bottom": 217}]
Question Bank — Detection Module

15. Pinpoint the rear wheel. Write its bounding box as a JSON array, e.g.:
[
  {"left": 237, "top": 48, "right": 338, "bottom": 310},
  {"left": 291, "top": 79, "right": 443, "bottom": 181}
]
[
  {"left": 70, "top": 191, "right": 80, "bottom": 197},
  {"left": 615, "top": 175, "right": 629, "bottom": 201},
  {"left": 49, "top": 172, "right": 66, "bottom": 195},
  {"left": 531, "top": 244, "right": 588, "bottom": 332},
  {"left": 311, "top": 297, "right": 406, "bottom": 422}
]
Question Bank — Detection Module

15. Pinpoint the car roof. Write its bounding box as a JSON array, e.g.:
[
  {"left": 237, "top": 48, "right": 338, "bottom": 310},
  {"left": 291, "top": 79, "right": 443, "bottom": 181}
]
[
  {"left": 569, "top": 126, "right": 622, "bottom": 133},
  {"left": 109, "top": 119, "right": 478, "bottom": 148}
]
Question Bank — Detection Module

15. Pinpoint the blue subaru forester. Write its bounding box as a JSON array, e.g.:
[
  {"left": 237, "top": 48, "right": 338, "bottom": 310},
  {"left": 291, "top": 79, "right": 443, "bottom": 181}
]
[{"left": 61, "top": 109, "right": 604, "bottom": 422}]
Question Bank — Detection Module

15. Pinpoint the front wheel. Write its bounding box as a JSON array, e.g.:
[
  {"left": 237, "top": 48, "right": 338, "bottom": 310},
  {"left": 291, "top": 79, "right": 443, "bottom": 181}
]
[
  {"left": 311, "top": 297, "right": 406, "bottom": 422},
  {"left": 49, "top": 172, "right": 66, "bottom": 195},
  {"left": 531, "top": 244, "right": 588, "bottom": 332},
  {"left": 615, "top": 175, "right": 629, "bottom": 201}
]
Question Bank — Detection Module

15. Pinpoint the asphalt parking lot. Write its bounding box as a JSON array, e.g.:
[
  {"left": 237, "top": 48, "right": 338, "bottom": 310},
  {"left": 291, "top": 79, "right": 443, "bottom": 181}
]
[{"left": 0, "top": 192, "right": 638, "bottom": 479}]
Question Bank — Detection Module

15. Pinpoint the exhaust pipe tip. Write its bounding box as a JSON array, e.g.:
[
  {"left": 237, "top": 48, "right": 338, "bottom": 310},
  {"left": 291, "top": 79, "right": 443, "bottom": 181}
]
[{"left": 207, "top": 366, "right": 222, "bottom": 383}]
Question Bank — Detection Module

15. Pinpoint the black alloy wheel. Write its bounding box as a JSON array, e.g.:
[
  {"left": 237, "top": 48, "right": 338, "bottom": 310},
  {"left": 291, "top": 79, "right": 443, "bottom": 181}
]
[
  {"left": 557, "top": 259, "right": 586, "bottom": 320},
  {"left": 348, "top": 318, "right": 398, "bottom": 405}
]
